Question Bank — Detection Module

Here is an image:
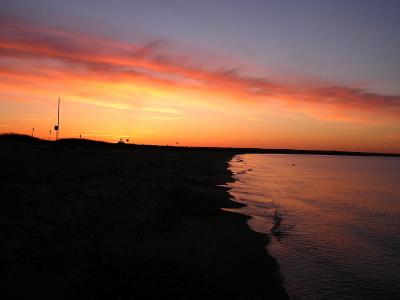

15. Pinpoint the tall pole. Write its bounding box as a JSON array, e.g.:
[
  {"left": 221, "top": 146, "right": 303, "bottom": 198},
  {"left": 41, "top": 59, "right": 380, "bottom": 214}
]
[{"left": 57, "top": 97, "right": 60, "bottom": 140}]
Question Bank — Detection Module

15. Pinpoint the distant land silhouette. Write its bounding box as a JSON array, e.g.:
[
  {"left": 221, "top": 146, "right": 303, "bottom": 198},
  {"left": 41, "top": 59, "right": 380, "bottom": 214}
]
[{"left": 1, "top": 133, "right": 398, "bottom": 157}]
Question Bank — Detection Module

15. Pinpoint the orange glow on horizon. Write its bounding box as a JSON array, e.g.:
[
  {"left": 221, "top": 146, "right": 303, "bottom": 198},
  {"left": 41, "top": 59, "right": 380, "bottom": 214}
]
[{"left": 1, "top": 15, "right": 399, "bottom": 153}]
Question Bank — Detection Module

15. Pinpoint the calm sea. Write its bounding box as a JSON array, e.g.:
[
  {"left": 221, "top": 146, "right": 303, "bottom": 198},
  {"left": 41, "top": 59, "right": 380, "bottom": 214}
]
[{"left": 227, "top": 154, "right": 400, "bottom": 299}]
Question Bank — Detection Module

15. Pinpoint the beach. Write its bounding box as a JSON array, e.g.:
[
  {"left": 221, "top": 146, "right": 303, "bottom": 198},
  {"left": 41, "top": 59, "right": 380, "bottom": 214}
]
[{"left": 1, "top": 136, "right": 288, "bottom": 299}]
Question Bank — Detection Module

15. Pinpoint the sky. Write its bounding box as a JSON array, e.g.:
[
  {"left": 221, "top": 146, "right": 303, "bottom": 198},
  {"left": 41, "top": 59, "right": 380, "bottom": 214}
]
[{"left": 0, "top": 0, "right": 399, "bottom": 152}]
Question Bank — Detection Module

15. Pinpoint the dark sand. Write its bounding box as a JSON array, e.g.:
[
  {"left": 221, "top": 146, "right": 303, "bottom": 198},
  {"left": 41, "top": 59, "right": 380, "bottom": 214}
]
[{"left": 1, "top": 135, "right": 288, "bottom": 299}]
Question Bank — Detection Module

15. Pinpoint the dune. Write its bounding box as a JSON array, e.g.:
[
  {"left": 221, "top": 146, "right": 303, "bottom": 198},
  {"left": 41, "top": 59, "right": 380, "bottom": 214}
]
[{"left": 0, "top": 134, "right": 287, "bottom": 299}]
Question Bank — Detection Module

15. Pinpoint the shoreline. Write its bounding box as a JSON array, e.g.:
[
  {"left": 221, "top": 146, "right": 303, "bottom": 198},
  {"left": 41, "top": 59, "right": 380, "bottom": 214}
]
[
  {"left": 226, "top": 152, "right": 400, "bottom": 299},
  {"left": 1, "top": 136, "right": 288, "bottom": 299},
  {"left": 2, "top": 133, "right": 398, "bottom": 157}
]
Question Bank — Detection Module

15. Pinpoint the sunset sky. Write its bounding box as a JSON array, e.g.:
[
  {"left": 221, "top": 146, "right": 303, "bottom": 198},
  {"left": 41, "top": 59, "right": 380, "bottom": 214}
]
[{"left": 1, "top": 0, "right": 399, "bottom": 152}]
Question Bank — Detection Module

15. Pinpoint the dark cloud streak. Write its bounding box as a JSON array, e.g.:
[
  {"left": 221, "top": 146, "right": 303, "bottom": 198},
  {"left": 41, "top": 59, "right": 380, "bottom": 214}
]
[{"left": 1, "top": 13, "right": 400, "bottom": 122}]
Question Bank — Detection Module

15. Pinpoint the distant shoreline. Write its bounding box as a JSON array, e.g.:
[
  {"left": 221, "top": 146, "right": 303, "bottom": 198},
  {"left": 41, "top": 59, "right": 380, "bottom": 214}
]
[{"left": 1, "top": 133, "right": 399, "bottom": 157}]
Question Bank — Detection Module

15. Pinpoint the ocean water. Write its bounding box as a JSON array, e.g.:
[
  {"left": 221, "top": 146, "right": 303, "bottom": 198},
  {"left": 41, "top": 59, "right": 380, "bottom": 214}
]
[{"left": 227, "top": 154, "right": 400, "bottom": 299}]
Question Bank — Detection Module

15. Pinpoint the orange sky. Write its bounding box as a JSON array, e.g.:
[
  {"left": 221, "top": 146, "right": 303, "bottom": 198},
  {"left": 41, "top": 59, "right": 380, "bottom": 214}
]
[{"left": 1, "top": 15, "right": 399, "bottom": 153}]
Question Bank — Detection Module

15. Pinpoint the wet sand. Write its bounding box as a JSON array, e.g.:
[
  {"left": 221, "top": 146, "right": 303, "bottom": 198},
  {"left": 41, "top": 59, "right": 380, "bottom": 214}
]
[{"left": 1, "top": 135, "right": 287, "bottom": 299}]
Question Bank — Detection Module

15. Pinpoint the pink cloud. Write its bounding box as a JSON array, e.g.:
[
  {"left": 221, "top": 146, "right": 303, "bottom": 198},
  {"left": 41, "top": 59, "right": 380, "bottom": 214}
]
[{"left": 1, "top": 13, "right": 400, "bottom": 123}]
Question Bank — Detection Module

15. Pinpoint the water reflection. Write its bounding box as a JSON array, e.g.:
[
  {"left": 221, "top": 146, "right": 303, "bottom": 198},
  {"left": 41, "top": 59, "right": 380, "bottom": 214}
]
[{"left": 228, "top": 154, "right": 400, "bottom": 299}]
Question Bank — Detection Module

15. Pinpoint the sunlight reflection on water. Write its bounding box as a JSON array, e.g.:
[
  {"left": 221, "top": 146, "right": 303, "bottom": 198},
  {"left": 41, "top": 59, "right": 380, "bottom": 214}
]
[{"left": 228, "top": 154, "right": 400, "bottom": 299}]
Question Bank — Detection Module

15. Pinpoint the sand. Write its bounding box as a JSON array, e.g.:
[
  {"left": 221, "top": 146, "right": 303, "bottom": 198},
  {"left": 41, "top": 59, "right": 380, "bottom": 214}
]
[{"left": 0, "top": 135, "right": 288, "bottom": 299}]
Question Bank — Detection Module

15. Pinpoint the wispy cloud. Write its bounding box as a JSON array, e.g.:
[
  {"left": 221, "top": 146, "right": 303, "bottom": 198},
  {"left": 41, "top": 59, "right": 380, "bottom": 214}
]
[
  {"left": 16, "top": 118, "right": 40, "bottom": 121},
  {"left": 140, "top": 106, "right": 182, "bottom": 115},
  {"left": 138, "top": 115, "right": 186, "bottom": 121},
  {"left": 1, "top": 13, "right": 400, "bottom": 124}
]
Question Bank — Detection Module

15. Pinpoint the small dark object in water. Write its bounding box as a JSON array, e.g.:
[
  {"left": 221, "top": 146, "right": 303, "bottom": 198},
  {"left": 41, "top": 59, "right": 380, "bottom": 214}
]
[
  {"left": 272, "top": 228, "right": 284, "bottom": 237},
  {"left": 271, "top": 210, "right": 284, "bottom": 237},
  {"left": 292, "top": 163, "right": 295, "bottom": 166}
]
